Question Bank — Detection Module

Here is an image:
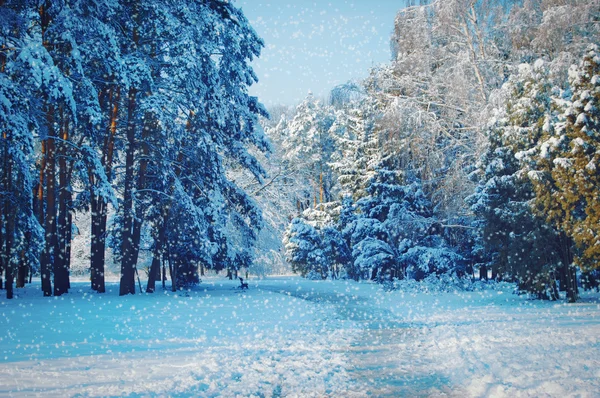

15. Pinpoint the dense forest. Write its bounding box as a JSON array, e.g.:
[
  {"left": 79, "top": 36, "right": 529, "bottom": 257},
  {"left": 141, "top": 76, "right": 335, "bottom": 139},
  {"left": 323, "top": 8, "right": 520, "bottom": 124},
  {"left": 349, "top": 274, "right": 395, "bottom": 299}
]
[
  {"left": 0, "top": 0, "right": 269, "bottom": 299},
  {"left": 259, "top": 0, "right": 600, "bottom": 302},
  {"left": 1, "top": 0, "right": 599, "bottom": 303}
]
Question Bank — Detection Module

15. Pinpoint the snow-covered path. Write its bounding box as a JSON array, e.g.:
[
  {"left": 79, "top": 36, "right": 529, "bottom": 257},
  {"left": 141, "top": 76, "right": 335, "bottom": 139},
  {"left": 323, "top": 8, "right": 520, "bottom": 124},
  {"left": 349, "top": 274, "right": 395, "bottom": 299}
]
[
  {"left": 258, "top": 278, "right": 600, "bottom": 397},
  {"left": 1, "top": 277, "right": 599, "bottom": 397},
  {"left": 258, "top": 281, "right": 450, "bottom": 396}
]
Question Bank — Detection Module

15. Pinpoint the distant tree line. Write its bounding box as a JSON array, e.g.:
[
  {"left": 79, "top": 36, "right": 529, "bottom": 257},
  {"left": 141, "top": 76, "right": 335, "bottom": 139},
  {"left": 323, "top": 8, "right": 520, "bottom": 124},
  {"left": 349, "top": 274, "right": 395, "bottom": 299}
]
[{"left": 0, "top": 0, "right": 268, "bottom": 299}]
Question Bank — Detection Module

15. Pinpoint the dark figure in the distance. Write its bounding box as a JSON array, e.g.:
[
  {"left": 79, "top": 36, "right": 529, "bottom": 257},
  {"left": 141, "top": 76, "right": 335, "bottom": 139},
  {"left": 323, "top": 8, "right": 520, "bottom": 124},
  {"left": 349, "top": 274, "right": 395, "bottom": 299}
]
[{"left": 239, "top": 277, "right": 248, "bottom": 290}]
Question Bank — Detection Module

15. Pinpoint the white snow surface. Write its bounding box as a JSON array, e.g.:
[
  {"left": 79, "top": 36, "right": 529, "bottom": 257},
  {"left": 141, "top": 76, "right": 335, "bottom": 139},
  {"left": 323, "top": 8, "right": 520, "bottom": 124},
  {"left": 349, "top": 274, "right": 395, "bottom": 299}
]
[{"left": 1, "top": 276, "right": 599, "bottom": 397}]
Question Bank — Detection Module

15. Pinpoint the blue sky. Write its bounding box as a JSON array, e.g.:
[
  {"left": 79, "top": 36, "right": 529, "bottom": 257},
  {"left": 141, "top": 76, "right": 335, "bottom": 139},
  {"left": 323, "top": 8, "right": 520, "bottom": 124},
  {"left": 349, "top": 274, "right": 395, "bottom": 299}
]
[{"left": 237, "top": 0, "right": 407, "bottom": 107}]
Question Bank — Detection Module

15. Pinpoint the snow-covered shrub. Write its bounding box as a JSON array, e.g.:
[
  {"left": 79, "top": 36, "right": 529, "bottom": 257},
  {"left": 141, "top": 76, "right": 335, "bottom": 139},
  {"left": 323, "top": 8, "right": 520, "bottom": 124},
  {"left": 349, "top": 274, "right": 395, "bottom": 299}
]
[
  {"left": 352, "top": 237, "right": 397, "bottom": 282},
  {"left": 391, "top": 271, "right": 502, "bottom": 293},
  {"left": 401, "top": 239, "right": 464, "bottom": 281},
  {"left": 284, "top": 218, "right": 328, "bottom": 279},
  {"left": 344, "top": 217, "right": 388, "bottom": 247},
  {"left": 321, "top": 226, "right": 351, "bottom": 279},
  {"left": 305, "top": 270, "right": 324, "bottom": 280}
]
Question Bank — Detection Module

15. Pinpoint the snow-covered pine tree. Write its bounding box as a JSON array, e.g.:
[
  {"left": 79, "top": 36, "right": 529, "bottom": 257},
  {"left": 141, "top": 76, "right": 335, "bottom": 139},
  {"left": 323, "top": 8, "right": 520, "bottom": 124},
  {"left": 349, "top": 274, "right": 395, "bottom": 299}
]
[
  {"left": 282, "top": 93, "right": 336, "bottom": 207},
  {"left": 283, "top": 218, "right": 327, "bottom": 279},
  {"left": 71, "top": 0, "right": 125, "bottom": 294},
  {"left": 53, "top": 0, "right": 124, "bottom": 296},
  {"left": 352, "top": 236, "right": 397, "bottom": 282},
  {"left": 526, "top": 46, "right": 600, "bottom": 302},
  {"left": 363, "top": 168, "right": 465, "bottom": 282},
  {"left": 141, "top": 1, "right": 268, "bottom": 292},
  {"left": 552, "top": 46, "right": 600, "bottom": 269},
  {"left": 468, "top": 132, "right": 561, "bottom": 297},
  {"left": 469, "top": 60, "right": 564, "bottom": 299},
  {"left": 0, "top": 0, "right": 124, "bottom": 297},
  {"left": 334, "top": 161, "right": 464, "bottom": 283},
  {"left": 0, "top": 0, "right": 268, "bottom": 296},
  {"left": 7, "top": 0, "right": 88, "bottom": 297},
  {"left": 0, "top": 2, "right": 43, "bottom": 298},
  {"left": 328, "top": 97, "right": 380, "bottom": 200}
]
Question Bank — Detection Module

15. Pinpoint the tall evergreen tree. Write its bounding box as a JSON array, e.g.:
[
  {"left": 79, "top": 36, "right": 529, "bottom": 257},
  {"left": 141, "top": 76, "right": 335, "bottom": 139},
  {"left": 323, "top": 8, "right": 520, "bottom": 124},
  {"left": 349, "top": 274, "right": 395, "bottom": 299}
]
[
  {"left": 525, "top": 46, "right": 600, "bottom": 301},
  {"left": 0, "top": 2, "right": 42, "bottom": 298},
  {"left": 470, "top": 60, "right": 572, "bottom": 299},
  {"left": 549, "top": 46, "right": 600, "bottom": 269}
]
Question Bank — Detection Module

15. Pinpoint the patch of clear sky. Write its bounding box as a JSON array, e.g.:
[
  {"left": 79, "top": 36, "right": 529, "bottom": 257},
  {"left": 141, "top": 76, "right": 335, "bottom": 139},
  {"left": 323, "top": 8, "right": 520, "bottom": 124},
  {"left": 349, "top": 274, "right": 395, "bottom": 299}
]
[{"left": 237, "top": 0, "right": 408, "bottom": 107}]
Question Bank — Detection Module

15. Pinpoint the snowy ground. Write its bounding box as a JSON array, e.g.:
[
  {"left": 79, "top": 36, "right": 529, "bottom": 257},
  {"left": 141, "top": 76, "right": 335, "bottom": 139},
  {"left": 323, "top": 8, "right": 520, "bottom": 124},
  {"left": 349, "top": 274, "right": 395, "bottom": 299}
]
[{"left": 0, "top": 276, "right": 599, "bottom": 397}]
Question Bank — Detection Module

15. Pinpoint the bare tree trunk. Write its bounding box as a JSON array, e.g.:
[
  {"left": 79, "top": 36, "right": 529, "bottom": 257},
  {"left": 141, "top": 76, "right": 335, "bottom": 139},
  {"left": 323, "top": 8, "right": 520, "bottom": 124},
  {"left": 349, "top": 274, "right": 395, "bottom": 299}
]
[
  {"left": 0, "top": 227, "right": 3, "bottom": 291},
  {"left": 54, "top": 108, "right": 70, "bottom": 296},
  {"left": 0, "top": 45, "right": 5, "bottom": 291},
  {"left": 3, "top": 137, "right": 15, "bottom": 299},
  {"left": 491, "top": 263, "right": 498, "bottom": 281},
  {"left": 479, "top": 264, "right": 488, "bottom": 281},
  {"left": 162, "top": 253, "right": 166, "bottom": 290},
  {"left": 18, "top": 176, "right": 34, "bottom": 285},
  {"left": 4, "top": 213, "right": 14, "bottom": 300},
  {"left": 41, "top": 103, "right": 56, "bottom": 297},
  {"left": 168, "top": 242, "right": 176, "bottom": 292},
  {"left": 36, "top": 140, "right": 46, "bottom": 228},
  {"left": 89, "top": 190, "right": 98, "bottom": 289},
  {"left": 557, "top": 232, "right": 578, "bottom": 302},
  {"left": 90, "top": 190, "right": 110, "bottom": 293},
  {"left": 0, "top": 138, "right": 5, "bottom": 291},
  {"left": 90, "top": 87, "right": 110, "bottom": 291},
  {"left": 65, "top": 205, "right": 72, "bottom": 290},
  {"left": 90, "top": 86, "right": 119, "bottom": 293},
  {"left": 16, "top": 234, "right": 29, "bottom": 288},
  {"left": 121, "top": 109, "right": 153, "bottom": 294},
  {"left": 560, "top": 263, "right": 578, "bottom": 303},
  {"left": 128, "top": 119, "right": 151, "bottom": 281},
  {"left": 146, "top": 209, "right": 167, "bottom": 293},
  {"left": 39, "top": 1, "right": 53, "bottom": 297},
  {"left": 550, "top": 278, "right": 560, "bottom": 301},
  {"left": 120, "top": 86, "right": 137, "bottom": 296},
  {"left": 36, "top": 141, "right": 46, "bottom": 289}
]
